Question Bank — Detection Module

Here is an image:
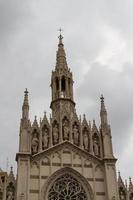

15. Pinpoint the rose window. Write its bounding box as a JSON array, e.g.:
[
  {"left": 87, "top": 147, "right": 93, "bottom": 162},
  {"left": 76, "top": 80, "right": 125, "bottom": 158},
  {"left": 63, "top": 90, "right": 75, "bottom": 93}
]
[{"left": 48, "top": 174, "right": 87, "bottom": 200}]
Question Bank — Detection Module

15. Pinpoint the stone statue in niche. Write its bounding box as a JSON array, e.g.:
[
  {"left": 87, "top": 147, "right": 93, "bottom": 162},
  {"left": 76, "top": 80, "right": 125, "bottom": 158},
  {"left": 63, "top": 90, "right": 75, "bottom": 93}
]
[
  {"left": 73, "top": 124, "right": 79, "bottom": 145},
  {"left": 63, "top": 119, "right": 69, "bottom": 140},
  {"left": 83, "top": 130, "right": 89, "bottom": 151},
  {"left": 7, "top": 190, "right": 13, "bottom": 200},
  {"left": 31, "top": 131, "right": 39, "bottom": 154},
  {"left": 42, "top": 128, "right": 49, "bottom": 149},
  {"left": 93, "top": 137, "right": 99, "bottom": 156},
  {"left": 53, "top": 124, "right": 59, "bottom": 144},
  {"left": 119, "top": 191, "right": 125, "bottom": 200}
]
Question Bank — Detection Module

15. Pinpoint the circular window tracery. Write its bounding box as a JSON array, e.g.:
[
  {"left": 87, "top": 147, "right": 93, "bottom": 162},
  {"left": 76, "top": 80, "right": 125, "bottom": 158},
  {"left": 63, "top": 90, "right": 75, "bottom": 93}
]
[{"left": 48, "top": 173, "right": 87, "bottom": 200}]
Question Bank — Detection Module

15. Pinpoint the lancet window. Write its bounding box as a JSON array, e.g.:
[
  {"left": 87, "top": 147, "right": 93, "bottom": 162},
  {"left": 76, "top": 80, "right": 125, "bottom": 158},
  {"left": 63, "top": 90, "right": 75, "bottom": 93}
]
[
  {"left": 48, "top": 174, "right": 87, "bottom": 200},
  {"left": 61, "top": 76, "right": 66, "bottom": 92},
  {"left": 83, "top": 127, "right": 90, "bottom": 151},
  {"left": 0, "top": 191, "right": 2, "bottom": 200},
  {"left": 130, "top": 193, "right": 133, "bottom": 200}
]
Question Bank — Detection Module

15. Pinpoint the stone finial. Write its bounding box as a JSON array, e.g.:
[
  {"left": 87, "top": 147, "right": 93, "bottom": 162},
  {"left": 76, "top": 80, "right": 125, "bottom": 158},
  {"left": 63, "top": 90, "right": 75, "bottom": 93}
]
[
  {"left": 100, "top": 94, "right": 108, "bottom": 125},
  {"left": 22, "top": 88, "right": 29, "bottom": 120},
  {"left": 56, "top": 30, "right": 68, "bottom": 70}
]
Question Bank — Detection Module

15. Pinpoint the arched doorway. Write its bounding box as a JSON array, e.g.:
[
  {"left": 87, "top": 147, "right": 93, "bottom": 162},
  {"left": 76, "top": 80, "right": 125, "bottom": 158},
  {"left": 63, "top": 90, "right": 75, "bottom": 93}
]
[{"left": 41, "top": 167, "right": 93, "bottom": 200}]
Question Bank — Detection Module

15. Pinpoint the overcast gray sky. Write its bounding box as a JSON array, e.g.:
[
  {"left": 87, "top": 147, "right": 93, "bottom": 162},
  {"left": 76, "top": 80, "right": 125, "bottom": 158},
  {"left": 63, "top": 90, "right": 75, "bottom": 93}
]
[{"left": 0, "top": 0, "right": 133, "bottom": 183}]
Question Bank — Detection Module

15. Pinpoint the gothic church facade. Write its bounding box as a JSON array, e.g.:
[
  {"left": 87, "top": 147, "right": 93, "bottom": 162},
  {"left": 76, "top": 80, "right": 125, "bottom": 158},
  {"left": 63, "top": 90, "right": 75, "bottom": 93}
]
[{"left": 16, "top": 34, "right": 120, "bottom": 200}]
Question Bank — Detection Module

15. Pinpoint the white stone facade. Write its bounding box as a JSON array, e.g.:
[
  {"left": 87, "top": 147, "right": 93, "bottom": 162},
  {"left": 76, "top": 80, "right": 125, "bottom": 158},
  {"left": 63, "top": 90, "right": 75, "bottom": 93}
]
[{"left": 16, "top": 35, "right": 119, "bottom": 200}]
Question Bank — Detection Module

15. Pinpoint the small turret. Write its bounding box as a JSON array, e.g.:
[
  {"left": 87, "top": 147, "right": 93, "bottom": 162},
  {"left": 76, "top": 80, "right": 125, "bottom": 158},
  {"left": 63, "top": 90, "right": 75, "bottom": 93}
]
[{"left": 100, "top": 94, "right": 108, "bottom": 126}]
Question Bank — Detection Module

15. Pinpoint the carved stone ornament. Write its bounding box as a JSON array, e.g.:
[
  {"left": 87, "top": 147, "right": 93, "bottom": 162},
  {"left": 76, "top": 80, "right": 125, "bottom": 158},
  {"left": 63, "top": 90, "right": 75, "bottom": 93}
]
[
  {"left": 130, "top": 193, "right": 133, "bottom": 200},
  {"left": 48, "top": 174, "right": 87, "bottom": 200}
]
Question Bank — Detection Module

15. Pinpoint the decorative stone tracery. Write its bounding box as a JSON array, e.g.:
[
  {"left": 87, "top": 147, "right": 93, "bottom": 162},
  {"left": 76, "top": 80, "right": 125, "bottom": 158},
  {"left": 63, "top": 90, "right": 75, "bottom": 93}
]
[{"left": 48, "top": 174, "right": 87, "bottom": 200}]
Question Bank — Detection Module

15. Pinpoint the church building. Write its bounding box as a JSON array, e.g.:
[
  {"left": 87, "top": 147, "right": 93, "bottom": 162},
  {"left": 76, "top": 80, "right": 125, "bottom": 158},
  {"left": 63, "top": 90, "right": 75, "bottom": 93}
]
[{"left": 14, "top": 33, "right": 131, "bottom": 200}]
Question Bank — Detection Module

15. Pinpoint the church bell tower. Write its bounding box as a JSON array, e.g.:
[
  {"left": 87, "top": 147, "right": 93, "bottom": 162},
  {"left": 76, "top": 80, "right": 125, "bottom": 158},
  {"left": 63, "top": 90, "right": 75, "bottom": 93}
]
[{"left": 16, "top": 33, "right": 119, "bottom": 200}]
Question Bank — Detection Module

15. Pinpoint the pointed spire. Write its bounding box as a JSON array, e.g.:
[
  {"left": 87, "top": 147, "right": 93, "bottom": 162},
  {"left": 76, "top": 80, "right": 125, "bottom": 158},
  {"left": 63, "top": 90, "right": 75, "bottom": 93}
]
[
  {"left": 100, "top": 94, "right": 108, "bottom": 125},
  {"left": 8, "top": 166, "right": 15, "bottom": 183},
  {"left": 22, "top": 88, "right": 29, "bottom": 120},
  {"left": 32, "top": 115, "right": 39, "bottom": 129},
  {"left": 56, "top": 29, "right": 68, "bottom": 70},
  {"left": 92, "top": 119, "right": 98, "bottom": 133}
]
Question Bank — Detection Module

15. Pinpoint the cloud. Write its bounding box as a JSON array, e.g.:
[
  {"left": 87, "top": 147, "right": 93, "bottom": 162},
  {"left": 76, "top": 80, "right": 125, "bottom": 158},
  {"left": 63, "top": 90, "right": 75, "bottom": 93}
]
[{"left": 0, "top": 0, "right": 133, "bottom": 181}]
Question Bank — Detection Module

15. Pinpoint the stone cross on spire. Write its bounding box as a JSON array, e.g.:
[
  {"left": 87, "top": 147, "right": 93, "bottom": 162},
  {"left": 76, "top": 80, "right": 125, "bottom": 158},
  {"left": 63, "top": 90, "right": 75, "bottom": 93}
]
[
  {"left": 56, "top": 28, "right": 68, "bottom": 69},
  {"left": 100, "top": 94, "right": 108, "bottom": 125},
  {"left": 22, "top": 88, "right": 29, "bottom": 120},
  {"left": 58, "top": 28, "right": 63, "bottom": 43}
]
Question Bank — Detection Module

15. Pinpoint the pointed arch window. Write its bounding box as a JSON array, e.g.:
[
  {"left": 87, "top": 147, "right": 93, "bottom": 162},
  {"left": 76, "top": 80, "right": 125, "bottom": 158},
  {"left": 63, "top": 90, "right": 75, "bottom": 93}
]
[{"left": 61, "top": 76, "right": 66, "bottom": 91}]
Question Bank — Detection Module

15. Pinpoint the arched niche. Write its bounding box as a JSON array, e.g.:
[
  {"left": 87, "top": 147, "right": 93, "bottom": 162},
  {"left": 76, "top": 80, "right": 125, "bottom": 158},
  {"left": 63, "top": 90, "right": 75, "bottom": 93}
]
[
  {"left": 92, "top": 133, "right": 100, "bottom": 157},
  {"left": 31, "top": 129, "right": 39, "bottom": 155},
  {"left": 41, "top": 167, "right": 94, "bottom": 200},
  {"left": 62, "top": 116, "right": 70, "bottom": 141},
  {"left": 42, "top": 125, "right": 49, "bottom": 150}
]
